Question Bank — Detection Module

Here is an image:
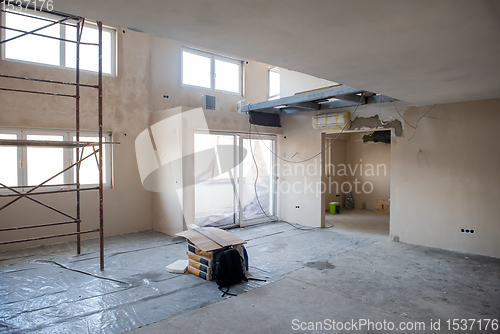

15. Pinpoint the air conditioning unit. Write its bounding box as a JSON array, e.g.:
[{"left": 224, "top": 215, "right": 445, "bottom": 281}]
[{"left": 312, "top": 112, "right": 351, "bottom": 130}]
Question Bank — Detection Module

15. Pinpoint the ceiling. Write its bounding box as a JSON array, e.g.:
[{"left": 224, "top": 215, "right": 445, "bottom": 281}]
[{"left": 54, "top": 0, "right": 500, "bottom": 106}]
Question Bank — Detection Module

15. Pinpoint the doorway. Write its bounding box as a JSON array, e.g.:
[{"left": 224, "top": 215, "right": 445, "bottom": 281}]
[{"left": 323, "top": 130, "right": 391, "bottom": 238}]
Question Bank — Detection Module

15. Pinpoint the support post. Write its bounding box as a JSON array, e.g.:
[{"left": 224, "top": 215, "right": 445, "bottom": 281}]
[
  {"left": 98, "top": 21, "right": 104, "bottom": 271},
  {"left": 76, "top": 19, "right": 81, "bottom": 255}
]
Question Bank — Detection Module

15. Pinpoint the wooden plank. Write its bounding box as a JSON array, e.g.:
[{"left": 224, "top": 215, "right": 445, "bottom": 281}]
[
  {"left": 176, "top": 227, "right": 246, "bottom": 252},
  {"left": 375, "top": 199, "right": 390, "bottom": 205},
  {"left": 193, "top": 228, "right": 232, "bottom": 248}
]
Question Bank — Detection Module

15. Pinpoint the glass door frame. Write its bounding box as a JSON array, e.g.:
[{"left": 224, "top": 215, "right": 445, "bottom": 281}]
[
  {"left": 194, "top": 130, "right": 240, "bottom": 229},
  {"left": 194, "top": 130, "right": 278, "bottom": 229},
  {"left": 238, "top": 133, "right": 278, "bottom": 227}
]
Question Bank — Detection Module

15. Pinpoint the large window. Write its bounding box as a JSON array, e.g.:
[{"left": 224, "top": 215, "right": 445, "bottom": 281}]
[
  {"left": 0, "top": 129, "right": 112, "bottom": 192},
  {"left": 1, "top": 10, "right": 116, "bottom": 75},
  {"left": 182, "top": 48, "right": 243, "bottom": 95}
]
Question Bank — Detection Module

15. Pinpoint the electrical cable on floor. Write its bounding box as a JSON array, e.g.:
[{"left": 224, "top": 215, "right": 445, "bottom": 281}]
[{"left": 36, "top": 259, "right": 130, "bottom": 285}]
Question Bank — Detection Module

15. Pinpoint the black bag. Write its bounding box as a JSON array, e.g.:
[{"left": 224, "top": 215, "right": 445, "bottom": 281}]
[{"left": 213, "top": 247, "right": 247, "bottom": 296}]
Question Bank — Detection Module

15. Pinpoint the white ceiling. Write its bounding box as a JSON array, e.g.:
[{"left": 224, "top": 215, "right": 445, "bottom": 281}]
[{"left": 54, "top": 0, "right": 500, "bottom": 105}]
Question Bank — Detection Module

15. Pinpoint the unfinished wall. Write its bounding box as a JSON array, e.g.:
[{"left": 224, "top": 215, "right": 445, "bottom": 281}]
[
  {"left": 146, "top": 37, "right": 280, "bottom": 236},
  {"left": 150, "top": 36, "right": 269, "bottom": 114},
  {"left": 280, "top": 110, "right": 324, "bottom": 228},
  {"left": 0, "top": 22, "right": 278, "bottom": 249},
  {"left": 0, "top": 28, "right": 153, "bottom": 250},
  {"left": 391, "top": 98, "right": 500, "bottom": 258},
  {"left": 345, "top": 131, "right": 391, "bottom": 210},
  {"left": 280, "top": 68, "right": 337, "bottom": 97}
]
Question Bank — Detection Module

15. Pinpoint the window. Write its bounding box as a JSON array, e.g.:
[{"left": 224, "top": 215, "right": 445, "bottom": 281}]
[
  {"left": 0, "top": 129, "right": 112, "bottom": 192},
  {"left": 1, "top": 10, "right": 116, "bottom": 75},
  {"left": 182, "top": 48, "right": 243, "bottom": 95},
  {"left": 268, "top": 67, "right": 280, "bottom": 100},
  {"left": 26, "top": 134, "right": 64, "bottom": 186},
  {"left": 0, "top": 133, "right": 18, "bottom": 187}
]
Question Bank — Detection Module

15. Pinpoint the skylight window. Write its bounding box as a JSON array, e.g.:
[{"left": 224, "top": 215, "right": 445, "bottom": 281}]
[
  {"left": 2, "top": 10, "right": 116, "bottom": 75},
  {"left": 269, "top": 68, "right": 280, "bottom": 100},
  {"left": 182, "top": 48, "right": 243, "bottom": 95}
]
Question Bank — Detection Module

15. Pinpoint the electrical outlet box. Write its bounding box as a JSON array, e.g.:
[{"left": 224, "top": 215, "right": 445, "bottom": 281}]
[{"left": 201, "top": 95, "right": 216, "bottom": 110}]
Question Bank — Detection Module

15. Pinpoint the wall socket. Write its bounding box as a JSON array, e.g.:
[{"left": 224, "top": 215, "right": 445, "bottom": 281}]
[
  {"left": 295, "top": 205, "right": 300, "bottom": 209},
  {"left": 461, "top": 228, "right": 475, "bottom": 234}
]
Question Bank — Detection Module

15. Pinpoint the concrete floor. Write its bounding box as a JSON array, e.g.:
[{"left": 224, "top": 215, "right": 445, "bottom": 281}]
[
  {"left": 325, "top": 209, "right": 390, "bottom": 240},
  {"left": 1, "top": 211, "right": 499, "bottom": 333},
  {"left": 131, "top": 240, "right": 500, "bottom": 334},
  {"left": 130, "top": 211, "right": 500, "bottom": 334}
]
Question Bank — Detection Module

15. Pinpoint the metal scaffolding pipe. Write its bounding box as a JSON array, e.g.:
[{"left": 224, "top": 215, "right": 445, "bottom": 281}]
[
  {"left": 98, "top": 21, "right": 104, "bottom": 271},
  {"left": 0, "top": 182, "right": 77, "bottom": 221},
  {"left": 0, "top": 9, "right": 79, "bottom": 27},
  {"left": 0, "top": 148, "right": 100, "bottom": 212},
  {"left": 0, "top": 74, "right": 98, "bottom": 88},
  {"left": 0, "top": 15, "right": 75, "bottom": 45},
  {"left": 0, "top": 229, "right": 99, "bottom": 246},
  {"left": 76, "top": 19, "right": 83, "bottom": 255},
  {"left": 0, "top": 220, "right": 79, "bottom": 232},
  {"left": 0, "top": 187, "right": 99, "bottom": 197},
  {"left": 0, "top": 26, "right": 99, "bottom": 46},
  {"left": 0, "top": 87, "right": 77, "bottom": 98}
]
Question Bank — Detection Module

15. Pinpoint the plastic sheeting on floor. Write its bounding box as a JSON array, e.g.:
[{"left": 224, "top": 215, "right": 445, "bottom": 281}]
[{"left": 0, "top": 223, "right": 375, "bottom": 333}]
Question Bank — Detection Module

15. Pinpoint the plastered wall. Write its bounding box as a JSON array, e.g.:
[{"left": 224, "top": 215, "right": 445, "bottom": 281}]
[
  {"left": 0, "top": 28, "right": 153, "bottom": 250},
  {"left": 146, "top": 37, "right": 281, "bottom": 236},
  {"left": 0, "top": 23, "right": 277, "bottom": 249},
  {"left": 279, "top": 68, "right": 337, "bottom": 98},
  {"left": 391, "top": 98, "right": 500, "bottom": 258},
  {"left": 279, "top": 110, "right": 325, "bottom": 228},
  {"left": 345, "top": 132, "right": 391, "bottom": 210}
]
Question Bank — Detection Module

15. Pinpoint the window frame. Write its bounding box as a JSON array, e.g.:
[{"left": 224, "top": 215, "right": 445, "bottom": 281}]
[
  {"left": 0, "top": 10, "right": 117, "bottom": 76},
  {"left": 182, "top": 47, "right": 244, "bottom": 96},
  {"left": 0, "top": 128, "right": 113, "bottom": 194},
  {"left": 268, "top": 67, "right": 280, "bottom": 100}
]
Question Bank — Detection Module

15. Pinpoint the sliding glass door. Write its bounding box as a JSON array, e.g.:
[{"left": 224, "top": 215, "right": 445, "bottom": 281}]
[
  {"left": 194, "top": 131, "right": 277, "bottom": 228},
  {"left": 194, "top": 132, "right": 238, "bottom": 228},
  {"left": 238, "top": 135, "right": 277, "bottom": 226}
]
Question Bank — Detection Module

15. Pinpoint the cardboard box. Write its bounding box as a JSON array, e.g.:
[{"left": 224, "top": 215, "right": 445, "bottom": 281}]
[{"left": 176, "top": 226, "right": 246, "bottom": 252}]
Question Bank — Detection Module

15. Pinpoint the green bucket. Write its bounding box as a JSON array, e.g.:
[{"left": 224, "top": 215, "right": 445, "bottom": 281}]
[{"left": 329, "top": 202, "right": 340, "bottom": 214}]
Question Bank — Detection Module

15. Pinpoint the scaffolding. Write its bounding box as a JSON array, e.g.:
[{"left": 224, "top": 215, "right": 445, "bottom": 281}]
[{"left": 0, "top": 10, "right": 112, "bottom": 270}]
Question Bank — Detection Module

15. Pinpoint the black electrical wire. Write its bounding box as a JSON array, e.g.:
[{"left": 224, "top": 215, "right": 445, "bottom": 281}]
[
  {"left": 407, "top": 104, "right": 436, "bottom": 142},
  {"left": 248, "top": 92, "right": 366, "bottom": 164},
  {"left": 392, "top": 101, "right": 416, "bottom": 129},
  {"left": 247, "top": 122, "right": 320, "bottom": 230},
  {"left": 245, "top": 91, "right": 367, "bottom": 230}
]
